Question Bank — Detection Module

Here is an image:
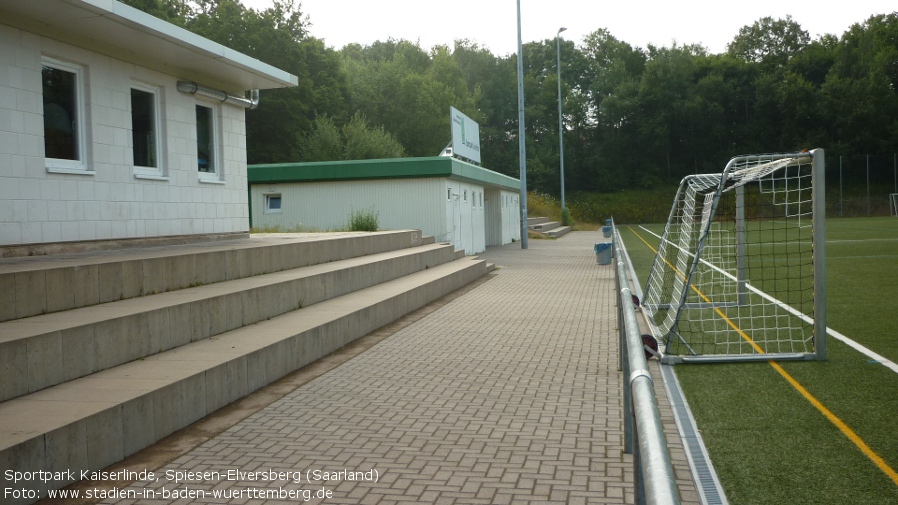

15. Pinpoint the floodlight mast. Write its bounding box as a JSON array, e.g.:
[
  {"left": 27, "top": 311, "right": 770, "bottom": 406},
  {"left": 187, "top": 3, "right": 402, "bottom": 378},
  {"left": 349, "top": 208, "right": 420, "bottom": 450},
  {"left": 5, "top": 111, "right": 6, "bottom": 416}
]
[
  {"left": 516, "top": 0, "right": 528, "bottom": 249},
  {"left": 557, "top": 27, "right": 567, "bottom": 211}
]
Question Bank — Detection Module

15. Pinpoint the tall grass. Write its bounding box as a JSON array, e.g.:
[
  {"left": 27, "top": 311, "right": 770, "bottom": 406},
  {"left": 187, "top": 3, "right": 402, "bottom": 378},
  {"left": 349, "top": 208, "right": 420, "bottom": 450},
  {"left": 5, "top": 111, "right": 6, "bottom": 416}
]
[{"left": 528, "top": 187, "right": 679, "bottom": 228}]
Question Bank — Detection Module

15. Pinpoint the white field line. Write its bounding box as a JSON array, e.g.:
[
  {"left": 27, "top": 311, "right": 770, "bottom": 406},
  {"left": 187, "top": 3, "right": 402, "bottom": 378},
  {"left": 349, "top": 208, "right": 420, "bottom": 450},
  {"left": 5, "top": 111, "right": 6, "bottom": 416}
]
[{"left": 638, "top": 225, "right": 898, "bottom": 375}]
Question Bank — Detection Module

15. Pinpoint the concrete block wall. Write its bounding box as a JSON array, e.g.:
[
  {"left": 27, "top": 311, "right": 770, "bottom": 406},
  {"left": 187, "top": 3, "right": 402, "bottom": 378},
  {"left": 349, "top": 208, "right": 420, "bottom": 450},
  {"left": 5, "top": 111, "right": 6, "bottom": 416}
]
[{"left": 0, "top": 22, "right": 250, "bottom": 247}]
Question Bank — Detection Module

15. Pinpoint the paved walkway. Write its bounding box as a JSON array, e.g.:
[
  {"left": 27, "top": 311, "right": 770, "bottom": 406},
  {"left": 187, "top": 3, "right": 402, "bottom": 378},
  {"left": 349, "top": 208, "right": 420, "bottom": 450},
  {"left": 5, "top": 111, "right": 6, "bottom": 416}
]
[{"left": 89, "top": 231, "right": 696, "bottom": 505}]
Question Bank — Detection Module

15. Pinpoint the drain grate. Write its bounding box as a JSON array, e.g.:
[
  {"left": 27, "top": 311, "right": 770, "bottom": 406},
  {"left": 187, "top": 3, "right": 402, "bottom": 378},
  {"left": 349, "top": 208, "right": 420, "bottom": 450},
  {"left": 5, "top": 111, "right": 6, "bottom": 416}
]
[{"left": 659, "top": 364, "right": 729, "bottom": 505}]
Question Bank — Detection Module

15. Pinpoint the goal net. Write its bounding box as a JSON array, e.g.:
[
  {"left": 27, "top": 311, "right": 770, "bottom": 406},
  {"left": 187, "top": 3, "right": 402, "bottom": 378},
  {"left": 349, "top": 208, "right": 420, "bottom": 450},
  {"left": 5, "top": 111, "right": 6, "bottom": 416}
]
[
  {"left": 891, "top": 193, "right": 898, "bottom": 216},
  {"left": 642, "top": 150, "right": 827, "bottom": 363}
]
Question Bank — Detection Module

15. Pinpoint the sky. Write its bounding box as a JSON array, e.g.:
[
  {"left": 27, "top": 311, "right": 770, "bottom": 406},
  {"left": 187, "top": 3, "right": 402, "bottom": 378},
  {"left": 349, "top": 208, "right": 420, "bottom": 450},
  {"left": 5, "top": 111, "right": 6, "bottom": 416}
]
[{"left": 240, "top": 0, "right": 897, "bottom": 56}]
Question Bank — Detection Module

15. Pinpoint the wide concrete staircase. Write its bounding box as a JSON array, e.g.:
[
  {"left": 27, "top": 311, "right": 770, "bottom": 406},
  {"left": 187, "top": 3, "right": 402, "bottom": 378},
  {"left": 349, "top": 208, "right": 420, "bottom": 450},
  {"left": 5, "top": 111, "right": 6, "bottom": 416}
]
[
  {"left": 0, "top": 230, "right": 491, "bottom": 504},
  {"left": 527, "top": 217, "right": 571, "bottom": 238}
]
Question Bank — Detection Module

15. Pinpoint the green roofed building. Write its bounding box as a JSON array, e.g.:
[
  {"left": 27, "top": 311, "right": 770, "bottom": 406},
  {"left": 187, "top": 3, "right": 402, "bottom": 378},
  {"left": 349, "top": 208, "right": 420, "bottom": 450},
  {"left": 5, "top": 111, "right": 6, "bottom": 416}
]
[{"left": 248, "top": 157, "right": 522, "bottom": 254}]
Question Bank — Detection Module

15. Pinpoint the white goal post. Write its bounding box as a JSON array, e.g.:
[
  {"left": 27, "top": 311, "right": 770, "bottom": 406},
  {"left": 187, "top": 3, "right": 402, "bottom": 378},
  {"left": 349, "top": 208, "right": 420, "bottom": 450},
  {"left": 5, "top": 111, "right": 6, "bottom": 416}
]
[
  {"left": 891, "top": 193, "right": 898, "bottom": 216},
  {"left": 642, "top": 150, "right": 826, "bottom": 364}
]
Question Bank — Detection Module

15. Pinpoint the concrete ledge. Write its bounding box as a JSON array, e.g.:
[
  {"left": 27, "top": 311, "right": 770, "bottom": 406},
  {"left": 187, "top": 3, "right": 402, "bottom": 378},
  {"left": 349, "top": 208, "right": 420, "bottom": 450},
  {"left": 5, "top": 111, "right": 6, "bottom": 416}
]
[
  {"left": 0, "top": 256, "right": 488, "bottom": 505},
  {"left": 0, "top": 230, "right": 425, "bottom": 323},
  {"left": 546, "top": 226, "right": 573, "bottom": 238},
  {"left": 0, "top": 232, "right": 250, "bottom": 259},
  {"left": 529, "top": 221, "right": 560, "bottom": 231},
  {"left": 0, "top": 243, "right": 458, "bottom": 403}
]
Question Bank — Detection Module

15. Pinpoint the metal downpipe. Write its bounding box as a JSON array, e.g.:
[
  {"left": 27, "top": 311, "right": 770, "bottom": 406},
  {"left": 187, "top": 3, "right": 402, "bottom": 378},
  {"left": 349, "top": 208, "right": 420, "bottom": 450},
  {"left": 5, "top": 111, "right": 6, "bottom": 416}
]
[{"left": 177, "top": 80, "right": 260, "bottom": 110}]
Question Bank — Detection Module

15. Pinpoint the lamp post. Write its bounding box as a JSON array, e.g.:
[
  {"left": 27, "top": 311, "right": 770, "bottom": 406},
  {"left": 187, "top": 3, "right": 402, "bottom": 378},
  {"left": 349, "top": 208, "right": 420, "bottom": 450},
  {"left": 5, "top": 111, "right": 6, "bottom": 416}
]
[
  {"left": 516, "top": 0, "right": 528, "bottom": 249},
  {"left": 556, "top": 27, "right": 567, "bottom": 212}
]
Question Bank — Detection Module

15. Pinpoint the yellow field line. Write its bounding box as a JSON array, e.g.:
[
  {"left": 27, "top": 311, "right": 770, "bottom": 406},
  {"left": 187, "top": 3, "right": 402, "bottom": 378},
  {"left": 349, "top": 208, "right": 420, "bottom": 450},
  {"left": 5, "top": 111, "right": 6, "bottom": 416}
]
[{"left": 627, "top": 225, "right": 898, "bottom": 487}]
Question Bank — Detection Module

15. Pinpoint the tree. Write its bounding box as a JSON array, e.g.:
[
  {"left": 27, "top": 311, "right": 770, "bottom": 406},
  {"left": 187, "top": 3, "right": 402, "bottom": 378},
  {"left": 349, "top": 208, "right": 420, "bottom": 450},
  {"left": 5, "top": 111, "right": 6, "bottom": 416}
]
[
  {"left": 727, "top": 16, "right": 810, "bottom": 69},
  {"left": 342, "top": 113, "right": 407, "bottom": 160},
  {"left": 300, "top": 113, "right": 406, "bottom": 161},
  {"left": 111, "top": 1, "right": 898, "bottom": 195},
  {"left": 340, "top": 40, "right": 479, "bottom": 157},
  {"left": 121, "top": 0, "right": 351, "bottom": 163},
  {"left": 299, "top": 115, "right": 342, "bottom": 161}
]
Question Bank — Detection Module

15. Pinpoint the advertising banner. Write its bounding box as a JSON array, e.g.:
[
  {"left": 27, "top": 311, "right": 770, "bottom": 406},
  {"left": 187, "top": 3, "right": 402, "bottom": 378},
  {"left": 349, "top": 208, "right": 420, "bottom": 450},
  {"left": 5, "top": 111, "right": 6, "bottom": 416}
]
[{"left": 450, "top": 106, "right": 481, "bottom": 163}]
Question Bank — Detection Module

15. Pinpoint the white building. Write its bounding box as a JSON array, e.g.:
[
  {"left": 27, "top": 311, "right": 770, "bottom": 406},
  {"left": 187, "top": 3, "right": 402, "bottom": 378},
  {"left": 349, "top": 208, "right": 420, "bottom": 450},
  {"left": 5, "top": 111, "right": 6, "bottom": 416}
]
[
  {"left": 249, "top": 157, "right": 522, "bottom": 254},
  {"left": 0, "top": 0, "right": 297, "bottom": 250}
]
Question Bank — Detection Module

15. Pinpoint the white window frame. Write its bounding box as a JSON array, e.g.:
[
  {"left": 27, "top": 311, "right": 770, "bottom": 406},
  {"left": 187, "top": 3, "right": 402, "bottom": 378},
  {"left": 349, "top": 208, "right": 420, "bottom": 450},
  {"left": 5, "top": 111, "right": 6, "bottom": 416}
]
[
  {"left": 264, "top": 193, "right": 282, "bottom": 214},
  {"left": 195, "top": 102, "right": 223, "bottom": 183},
  {"left": 42, "top": 56, "right": 89, "bottom": 174},
  {"left": 130, "top": 82, "right": 166, "bottom": 179}
]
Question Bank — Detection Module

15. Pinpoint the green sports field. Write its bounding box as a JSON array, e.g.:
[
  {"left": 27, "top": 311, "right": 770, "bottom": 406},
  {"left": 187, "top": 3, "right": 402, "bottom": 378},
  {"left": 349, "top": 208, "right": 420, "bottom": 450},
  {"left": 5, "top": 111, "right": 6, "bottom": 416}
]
[{"left": 619, "top": 216, "right": 898, "bottom": 505}]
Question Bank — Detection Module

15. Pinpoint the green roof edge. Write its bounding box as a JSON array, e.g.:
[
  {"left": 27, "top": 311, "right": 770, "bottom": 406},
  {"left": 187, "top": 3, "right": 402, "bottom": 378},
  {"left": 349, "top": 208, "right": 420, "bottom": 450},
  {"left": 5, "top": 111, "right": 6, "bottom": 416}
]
[{"left": 248, "top": 157, "right": 520, "bottom": 192}]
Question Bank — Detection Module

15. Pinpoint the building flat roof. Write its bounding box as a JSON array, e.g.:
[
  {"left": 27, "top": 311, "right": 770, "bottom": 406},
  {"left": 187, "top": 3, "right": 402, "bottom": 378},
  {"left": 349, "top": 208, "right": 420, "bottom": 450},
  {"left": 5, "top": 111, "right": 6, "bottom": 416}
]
[
  {"left": 249, "top": 157, "right": 521, "bottom": 192},
  {"left": 0, "top": 0, "right": 297, "bottom": 91}
]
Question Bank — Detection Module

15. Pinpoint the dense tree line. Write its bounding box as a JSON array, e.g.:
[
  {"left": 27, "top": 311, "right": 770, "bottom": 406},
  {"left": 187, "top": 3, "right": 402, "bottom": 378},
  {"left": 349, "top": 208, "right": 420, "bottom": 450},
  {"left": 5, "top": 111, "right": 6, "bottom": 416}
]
[{"left": 124, "top": 0, "right": 898, "bottom": 194}]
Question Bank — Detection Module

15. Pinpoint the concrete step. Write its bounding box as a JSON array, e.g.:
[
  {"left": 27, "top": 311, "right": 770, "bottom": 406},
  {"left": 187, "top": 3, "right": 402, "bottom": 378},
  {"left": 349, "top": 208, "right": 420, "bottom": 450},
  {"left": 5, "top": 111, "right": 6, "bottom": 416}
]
[
  {"left": 545, "top": 226, "right": 572, "bottom": 238},
  {"left": 0, "top": 230, "right": 427, "bottom": 323},
  {"left": 527, "top": 217, "right": 550, "bottom": 226},
  {"left": 0, "top": 256, "right": 489, "bottom": 502},
  {"left": 529, "top": 221, "right": 560, "bottom": 232},
  {"left": 0, "top": 242, "right": 458, "bottom": 403}
]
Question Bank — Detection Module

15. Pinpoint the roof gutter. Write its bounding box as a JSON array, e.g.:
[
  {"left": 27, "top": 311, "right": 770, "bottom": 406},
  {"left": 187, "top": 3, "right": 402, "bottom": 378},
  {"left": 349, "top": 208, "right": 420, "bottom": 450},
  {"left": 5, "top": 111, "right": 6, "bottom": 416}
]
[{"left": 177, "top": 80, "right": 260, "bottom": 110}]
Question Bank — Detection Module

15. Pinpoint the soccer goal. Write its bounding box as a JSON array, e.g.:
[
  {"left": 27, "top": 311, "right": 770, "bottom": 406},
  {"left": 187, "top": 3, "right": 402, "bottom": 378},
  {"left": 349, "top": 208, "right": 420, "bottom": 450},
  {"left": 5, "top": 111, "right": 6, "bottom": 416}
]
[
  {"left": 642, "top": 150, "right": 826, "bottom": 364},
  {"left": 891, "top": 193, "right": 898, "bottom": 216}
]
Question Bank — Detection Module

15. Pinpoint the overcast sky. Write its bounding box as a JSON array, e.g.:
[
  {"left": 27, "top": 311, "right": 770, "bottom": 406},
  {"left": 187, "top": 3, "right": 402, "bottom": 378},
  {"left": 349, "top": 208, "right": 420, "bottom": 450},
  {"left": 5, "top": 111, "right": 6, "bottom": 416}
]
[{"left": 241, "top": 0, "right": 896, "bottom": 56}]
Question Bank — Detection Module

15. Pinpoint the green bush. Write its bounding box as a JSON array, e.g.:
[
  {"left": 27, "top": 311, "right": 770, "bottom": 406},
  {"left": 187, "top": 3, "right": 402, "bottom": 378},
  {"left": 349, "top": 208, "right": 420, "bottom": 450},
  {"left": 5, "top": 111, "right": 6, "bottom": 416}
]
[
  {"left": 561, "top": 207, "right": 574, "bottom": 226},
  {"left": 348, "top": 209, "right": 379, "bottom": 231}
]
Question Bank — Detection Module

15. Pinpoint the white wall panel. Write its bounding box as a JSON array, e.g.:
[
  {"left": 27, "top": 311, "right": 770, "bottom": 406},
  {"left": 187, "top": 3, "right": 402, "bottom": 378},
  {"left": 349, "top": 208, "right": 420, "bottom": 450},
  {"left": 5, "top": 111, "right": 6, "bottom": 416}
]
[
  {"left": 251, "top": 177, "right": 507, "bottom": 255},
  {"left": 253, "top": 177, "right": 446, "bottom": 236}
]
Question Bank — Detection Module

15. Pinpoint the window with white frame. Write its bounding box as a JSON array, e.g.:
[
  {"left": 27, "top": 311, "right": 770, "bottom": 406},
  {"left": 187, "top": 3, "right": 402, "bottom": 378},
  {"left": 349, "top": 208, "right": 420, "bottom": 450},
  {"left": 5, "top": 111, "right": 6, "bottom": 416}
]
[
  {"left": 195, "top": 104, "right": 220, "bottom": 180},
  {"left": 264, "top": 194, "right": 282, "bottom": 213},
  {"left": 131, "top": 84, "right": 163, "bottom": 176},
  {"left": 42, "top": 57, "right": 87, "bottom": 172}
]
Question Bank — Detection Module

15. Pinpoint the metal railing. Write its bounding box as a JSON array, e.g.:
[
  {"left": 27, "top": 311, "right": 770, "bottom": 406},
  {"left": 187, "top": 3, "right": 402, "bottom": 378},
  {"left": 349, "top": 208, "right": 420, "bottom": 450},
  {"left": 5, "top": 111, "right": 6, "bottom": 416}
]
[{"left": 611, "top": 221, "right": 681, "bottom": 505}]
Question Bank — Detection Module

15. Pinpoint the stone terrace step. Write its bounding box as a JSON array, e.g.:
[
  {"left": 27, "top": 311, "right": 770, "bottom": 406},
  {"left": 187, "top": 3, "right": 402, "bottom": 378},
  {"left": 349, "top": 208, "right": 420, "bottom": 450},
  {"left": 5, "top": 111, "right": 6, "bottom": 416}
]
[
  {"left": 527, "top": 217, "right": 550, "bottom": 226},
  {"left": 0, "top": 230, "right": 427, "bottom": 323},
  {"left": 0, "top": 242, "right": 461, "bottom": 403},
  {"left": 546, "top": 226, "right": 572, "bottom": 238},
  {"left": 529, "top": 221, "right": 560, "bottom": 232},
  {"left": 0, "top": 256, "right": 489, "bottom": 499}
]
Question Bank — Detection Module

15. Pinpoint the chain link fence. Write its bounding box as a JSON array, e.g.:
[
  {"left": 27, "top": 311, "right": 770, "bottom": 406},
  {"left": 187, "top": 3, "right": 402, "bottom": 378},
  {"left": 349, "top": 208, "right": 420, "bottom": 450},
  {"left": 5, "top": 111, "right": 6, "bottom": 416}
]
[{"left": 827, "top": 154, "right": 898, "bottom": 217}]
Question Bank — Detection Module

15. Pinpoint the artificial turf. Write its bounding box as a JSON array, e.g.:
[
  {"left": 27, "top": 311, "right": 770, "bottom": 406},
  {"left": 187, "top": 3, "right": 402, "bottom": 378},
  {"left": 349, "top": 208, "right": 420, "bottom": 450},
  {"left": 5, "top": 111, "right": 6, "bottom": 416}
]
[{"left": 619, "top": 216, "right": 898, "bottom": 504}]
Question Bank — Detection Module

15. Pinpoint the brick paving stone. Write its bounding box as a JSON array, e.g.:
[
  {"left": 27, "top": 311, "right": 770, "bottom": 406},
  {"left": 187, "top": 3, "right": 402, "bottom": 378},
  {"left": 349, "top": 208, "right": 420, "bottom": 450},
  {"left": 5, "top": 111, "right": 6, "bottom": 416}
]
[{"left": 96, "top": 232, "right": 698, "bottom": 505}]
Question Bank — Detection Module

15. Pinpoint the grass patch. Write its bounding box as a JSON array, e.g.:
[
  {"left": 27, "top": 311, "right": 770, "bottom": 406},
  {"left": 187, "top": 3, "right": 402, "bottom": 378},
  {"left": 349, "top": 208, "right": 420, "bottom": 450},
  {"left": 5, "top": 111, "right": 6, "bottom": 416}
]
[
  {"left": 529, "top": 188, "right": 682, "bottom": 229},
  {"left": 527, "top": 191, "right": 596, "bottom": 231},
  {"left": 619, "top": 217, "right": 898, "bottom": 505},
  {"left": 527, "top": 230, "right": 555, "bottom": 240},
  {"left": 348, "top": 208, "right": 379, "bottom": 231}
]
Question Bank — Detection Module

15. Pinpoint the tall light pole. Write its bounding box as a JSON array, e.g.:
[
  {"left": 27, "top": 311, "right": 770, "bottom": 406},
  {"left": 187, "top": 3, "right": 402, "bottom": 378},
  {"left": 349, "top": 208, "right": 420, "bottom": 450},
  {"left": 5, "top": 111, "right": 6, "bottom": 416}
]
[
  {"left": 516, "top": 0, "right": 528, "bottom": 249},
  {"left": 556, "top": 27, "right": 567, "bottom": 212}
]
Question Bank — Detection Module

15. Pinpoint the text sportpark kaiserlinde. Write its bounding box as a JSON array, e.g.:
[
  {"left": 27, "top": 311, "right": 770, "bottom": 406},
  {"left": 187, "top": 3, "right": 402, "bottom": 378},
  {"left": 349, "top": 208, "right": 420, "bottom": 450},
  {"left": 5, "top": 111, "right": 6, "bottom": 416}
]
[
  {"left": 4, "top": 467, "right": 380, "bottom": 500},
  {"left": 4, "top": 468, "right": 379, "bottom": 485}
]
